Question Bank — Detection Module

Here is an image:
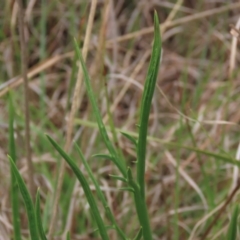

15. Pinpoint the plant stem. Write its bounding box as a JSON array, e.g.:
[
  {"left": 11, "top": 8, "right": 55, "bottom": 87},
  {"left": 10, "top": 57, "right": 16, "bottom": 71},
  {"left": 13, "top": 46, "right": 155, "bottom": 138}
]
[{"left": 128, "top": 168, "right": 152, "bottom": 240}]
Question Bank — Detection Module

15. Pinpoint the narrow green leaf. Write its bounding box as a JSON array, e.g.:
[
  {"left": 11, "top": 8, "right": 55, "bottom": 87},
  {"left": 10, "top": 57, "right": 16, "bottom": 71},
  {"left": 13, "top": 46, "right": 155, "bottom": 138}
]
[
  {"left": 8, "top": 156, "right": 39, "bottom": 240},
  {"left": 35, "top": 189, "right": 47, "bottom": 240},
  {"left": 47, "top": 135, "right": 109, "bottom": 240},
  {"left": 92, "top": 154, "right": 115, "bottom": 161},
  {"left": 8, "top": 92, "right": 22, "bottom": 240},
  {"left": 226, "top": 205, "right": 239, "bottom": 240},
  {"left": 133, "top": 227, "right": 143, "bottom": 240},
  {"left": 75, "top": 144, "right": 108, "bottom": 202},
  {"left": 75, "top": 144, "right": 127, "bottom": 240},
  {"left": 109, "top": 175, "right": 127, "bottom": 183},
  {"left": 137, "top": 11, "right": 162, "bottom": 199},
  {"left": 73, "top": 39, "right": 127, "bottom": 178},
  {"left": 120, "top": 131, "right": 137, "bottom": 147}
]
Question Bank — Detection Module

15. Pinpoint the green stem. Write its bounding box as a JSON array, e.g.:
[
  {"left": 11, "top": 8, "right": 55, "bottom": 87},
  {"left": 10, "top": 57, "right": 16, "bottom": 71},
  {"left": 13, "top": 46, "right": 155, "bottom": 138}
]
[{"left": 128, "top": 168, "right": 152, "bottom": 240}]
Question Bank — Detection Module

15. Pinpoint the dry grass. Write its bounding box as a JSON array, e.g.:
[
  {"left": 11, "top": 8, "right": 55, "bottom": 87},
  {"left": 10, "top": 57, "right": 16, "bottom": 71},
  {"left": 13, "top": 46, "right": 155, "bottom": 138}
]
[{"left": 1, "top": 0, "right": 240, "bottom": 239}]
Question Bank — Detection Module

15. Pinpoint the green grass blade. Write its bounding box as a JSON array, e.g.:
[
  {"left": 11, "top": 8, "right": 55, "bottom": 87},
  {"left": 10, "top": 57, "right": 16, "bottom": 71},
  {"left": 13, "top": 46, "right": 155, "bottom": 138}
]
[
  {"left": 35, "top": 189, "right": 47, "bottom": 240},
  {"left": 109, "top": 175, "right": 127, "bottom": 183},
  {"left": 73, "top": 39, "right": 127, "bottom": 178},
  {"left": 120, "top": 131, "right": 137, "bottom": 147},
  {"left": 46, "top": 135, "right": 109, "bottom": 240},
  {"left": 75, "top": 143, "right": 127, "bottom": 240},
  {"left": 226, "top": 205, "right": 239, "bottom": 240},
  {"left": 92, "top": 154, "right": 116, "bottom": 161},
  {"left": 137, "top": 11, "right": 161, "bottom": 198},
  {"left": 8, "top": 92, "right": 22, "bottom": 240},
  {"left": 133, "top": 227, "right": 142, "bottom": 240},
  {"left": 8, "top": 156, "right": 39, "bottom": 240}
]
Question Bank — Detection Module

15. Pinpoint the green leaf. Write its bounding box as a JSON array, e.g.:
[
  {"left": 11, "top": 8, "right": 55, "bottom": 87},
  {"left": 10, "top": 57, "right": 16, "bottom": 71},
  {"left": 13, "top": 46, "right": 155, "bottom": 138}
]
[
  {"left": 135, "top": 11, "right": 161, "bottom": 240},
  {"left": 73, "top": 38, "right": 127, "bottom": 178},
  {"left": 136, "top": 11, "right": 161, "bottom": 200},
  {"left": 75, "top": 144, "right": 108, "bottom": 202},
  {"left": 35, "top": 189, "right": 47, "bottom": 240},
  {"left": 47, "top": 135, "right": 109, "bottom": 240},
  {"left": 120, "top": 131, "right": 137, "bottom": 147},
  {"left": 75, "top": 144, "right": 127, "bottom": 240},
  {"left": 8, "top": 156, "right": 39, "bottom": 240},
  {"left": 109, "top": 175, "right": 127, "bottom": 183},
  {"left": 8, "top": 92, "right": 22, "bottom": 240},
  {"left": 92, "top": 154, "right": 115, "bottom": 161},
  {"left": 133, "top": 227, "right": 143, "bottom": 240},
  {"left": 226, "top": 205, "right": 239, "bottom": 240}
]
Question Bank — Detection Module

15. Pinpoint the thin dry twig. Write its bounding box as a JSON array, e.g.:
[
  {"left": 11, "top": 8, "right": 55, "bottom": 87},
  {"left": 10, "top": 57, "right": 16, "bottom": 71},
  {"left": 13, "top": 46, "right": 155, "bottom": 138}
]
[
  {"left": 0, "top": 52, "right": 73, "bottom": 97},
  {"left": 102, "top": 0, "right": 183, "bottom": 123},
  {"left": 161, "top": 0, "right": 183, "bottom": 33},
  {"left": 47, "top": 0, "right": 98, "bottom": 238},
  {"left": 93, "top": 0, "right": 110, "bottom": 80},
  {"left": 231, "top": 143, "right": 240, "bottom": 192},
  {"left": 2, "top": 2, "right": 240, "bottom": 240},
  {"left": 107, "top": 2, "right": 240, "bottom": 44},
  {"left": 16, "top": 0, "right": 35, "bottom": 198},
  {"left": 2, "top": 3, "right": 240, "bottom": 98}
]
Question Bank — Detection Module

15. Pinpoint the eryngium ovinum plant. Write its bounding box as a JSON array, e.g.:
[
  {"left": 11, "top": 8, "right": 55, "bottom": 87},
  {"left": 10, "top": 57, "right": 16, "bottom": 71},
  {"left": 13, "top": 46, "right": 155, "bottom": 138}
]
[{"left": 8, "top": 11, "right": 240, "bottom": 240}]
